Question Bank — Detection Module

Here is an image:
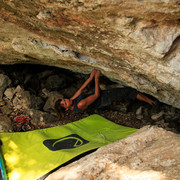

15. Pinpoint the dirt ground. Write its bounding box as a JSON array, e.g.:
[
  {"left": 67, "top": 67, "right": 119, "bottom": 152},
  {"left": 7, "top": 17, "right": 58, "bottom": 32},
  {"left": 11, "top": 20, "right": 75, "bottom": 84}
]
[{"left": 51, "top": 100, "right": 180, "bottom": 133}]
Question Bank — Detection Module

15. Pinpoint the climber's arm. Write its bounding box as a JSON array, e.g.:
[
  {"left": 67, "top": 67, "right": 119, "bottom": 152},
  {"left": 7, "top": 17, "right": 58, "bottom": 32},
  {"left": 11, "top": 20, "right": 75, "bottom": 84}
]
[
  {"left": 70, "top": 69, "right": 97, "bottom": 100},
  {"left": 77, "top": 70, "right": 101, "bottom": 110}
]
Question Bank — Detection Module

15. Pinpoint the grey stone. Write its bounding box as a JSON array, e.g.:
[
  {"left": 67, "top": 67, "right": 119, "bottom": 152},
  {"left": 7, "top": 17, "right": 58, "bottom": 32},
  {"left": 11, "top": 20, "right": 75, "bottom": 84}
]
[
  {"left": 12, "top": 88, "right": 31, "bottom": 109},
  {"left": 151, "top": 111, "right": 164, "bottom": 121},
  {"left": 4, "top": 87, "right": 16, "bottom": 100},
  {"left": 30, "top": 95, "right": 44, "bottom": 110},
  {"left": 12, "top": 86, "right": 43, "bottom": 110},
  {"left": 43, "top": 91, "right": 63, "bottom": 113},
  {"left": 36, "top": 11, "right": 53, "bottom": 20},
  {"left": 45, "top": 126, "right": 180, "bottom": 180},
  {"left": 136, "top": 114, "right": 143, "bottom": 120},
  {"left": 0, "top": 74, "right": 11, "bottom": 99},
  {"left": 136, "top": 106, "right": 143, "bottom": 115},
  {"left": 45, "top": 75, "right": 66, "bottom": 91},
  {"left": 27, "top": 109, "right": 59, "bottom": 125}
]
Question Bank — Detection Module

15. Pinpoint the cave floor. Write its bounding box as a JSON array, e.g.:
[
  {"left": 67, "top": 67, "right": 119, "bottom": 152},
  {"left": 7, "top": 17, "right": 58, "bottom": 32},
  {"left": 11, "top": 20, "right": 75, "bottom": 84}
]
[{"left": 0, "top": 64, "right": 180, "bottom": 134}]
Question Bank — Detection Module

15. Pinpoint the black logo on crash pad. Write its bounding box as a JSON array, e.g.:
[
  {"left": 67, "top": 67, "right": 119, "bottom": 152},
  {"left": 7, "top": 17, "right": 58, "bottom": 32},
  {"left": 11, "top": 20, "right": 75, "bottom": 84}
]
[{"left": 43, "top": 134, "right": 89, "bottom": 151}]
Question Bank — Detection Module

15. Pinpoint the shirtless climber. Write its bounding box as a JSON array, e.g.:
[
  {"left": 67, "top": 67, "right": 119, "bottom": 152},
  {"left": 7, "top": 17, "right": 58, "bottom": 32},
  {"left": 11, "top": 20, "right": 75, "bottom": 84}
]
[{"left": 55, "top": 69, "right": 157, "bottom": 118}]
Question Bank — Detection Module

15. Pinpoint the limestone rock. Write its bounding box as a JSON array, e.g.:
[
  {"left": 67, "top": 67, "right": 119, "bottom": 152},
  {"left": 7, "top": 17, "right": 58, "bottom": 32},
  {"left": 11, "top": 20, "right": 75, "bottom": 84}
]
[
  {"left": 4, "top": 87, "right": 16, "bottom": 100},
  {"left": 43, "top": 91, "right": 63, "bottom": 113},
  {"left": 0, "top": 1, "right": 179, "bottom": 108},
  {"left": 0, "top": 74, "right": 11, "bottom": 99},
  {"left": 45, "top": 75, "right": 66, "bottom": 91},
  {"left": 45, "top": 126, "right": 180, "bottom": 180},
  {"left": 151, "top": 111, "right": 164, "bottom": 120},
  {"left": 12, "top": 86, "right": 43, "bottom": 110},
  {"left": 27, "top": 109, "right": 58, "bottom": 124}
]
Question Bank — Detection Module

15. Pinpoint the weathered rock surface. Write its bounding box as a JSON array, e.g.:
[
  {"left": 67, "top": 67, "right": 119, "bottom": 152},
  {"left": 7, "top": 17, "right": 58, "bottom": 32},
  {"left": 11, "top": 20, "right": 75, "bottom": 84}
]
[
  {"left": 0, "top": 74, "right": 11, "bottom": 98},
  {"left": 45, "top": 126, "right": 180, "bottom": 180},
  {"left": 0, "top": 0, "right": 180, "bottom": 108}
]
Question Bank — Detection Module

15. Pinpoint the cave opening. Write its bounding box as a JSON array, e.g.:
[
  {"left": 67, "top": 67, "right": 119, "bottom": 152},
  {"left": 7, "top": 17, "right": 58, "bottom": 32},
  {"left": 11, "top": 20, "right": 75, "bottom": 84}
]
[{"left": 0, "top": 63, "right": 180, "bottom": 133}]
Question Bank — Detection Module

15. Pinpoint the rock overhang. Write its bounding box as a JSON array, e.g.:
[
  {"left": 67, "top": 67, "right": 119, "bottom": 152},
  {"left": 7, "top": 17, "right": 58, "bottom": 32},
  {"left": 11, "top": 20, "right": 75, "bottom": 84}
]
[{"left": 0, "top": 0, "right": 180, "bottom": 108}]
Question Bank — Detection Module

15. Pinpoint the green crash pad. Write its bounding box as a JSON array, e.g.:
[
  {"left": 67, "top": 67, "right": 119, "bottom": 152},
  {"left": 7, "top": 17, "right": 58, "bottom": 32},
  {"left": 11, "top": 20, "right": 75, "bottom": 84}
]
[{"left": 0, "top": 114, "right": 138, "bottom": 180}]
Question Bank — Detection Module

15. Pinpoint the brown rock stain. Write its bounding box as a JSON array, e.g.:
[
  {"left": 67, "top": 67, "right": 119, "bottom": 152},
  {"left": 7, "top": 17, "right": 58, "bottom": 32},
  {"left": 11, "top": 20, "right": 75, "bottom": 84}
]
[
  {"left": 0, "top": 49, "right": 9, "bottom": 53},
  {"left": 68, "top": 14, "right": 93, "bottom": 27}
]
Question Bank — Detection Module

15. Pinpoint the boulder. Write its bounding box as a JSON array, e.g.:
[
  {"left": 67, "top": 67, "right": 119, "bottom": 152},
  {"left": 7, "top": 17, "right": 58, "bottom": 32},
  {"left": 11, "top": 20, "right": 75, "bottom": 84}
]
[
  {"left": 12, "top": 86, "right": 43, "bottom": 110},
  {"left": 0, "top": 1, "right": 179, "bottom": 108},
  {"left": 27, "top": 109, "right": 59, "bottom": 125},
  {"left": 45, "top": 75, "right": 66, "bottom": 91},
  {"left": 0, "top": 74, "right": 11, "bottom": 99},
  {"left": 45, "top": 126, "right": 180, "bottom": 180},
  {"left": 43, "top": 91, "right": 63, "bottom": 113},
  {"left": 4, "top": 87, "right": 16, "bottom": 100}
]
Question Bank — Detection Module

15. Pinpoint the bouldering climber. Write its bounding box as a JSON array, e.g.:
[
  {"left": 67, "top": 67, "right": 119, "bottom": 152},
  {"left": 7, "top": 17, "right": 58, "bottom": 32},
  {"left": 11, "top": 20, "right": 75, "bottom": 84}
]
[{"left": 55, "top": 69, "right": 157, "bottom": 118}]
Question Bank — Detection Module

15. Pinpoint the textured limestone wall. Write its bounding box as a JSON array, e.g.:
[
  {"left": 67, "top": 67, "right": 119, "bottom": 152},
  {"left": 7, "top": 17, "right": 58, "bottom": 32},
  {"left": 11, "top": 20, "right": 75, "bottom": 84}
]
[
  {"left": 0, "top": 0, "right": 180, "bottom": 108},
  {"left": 45, "top": 126, "right": 180, "bottom": 180}
]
